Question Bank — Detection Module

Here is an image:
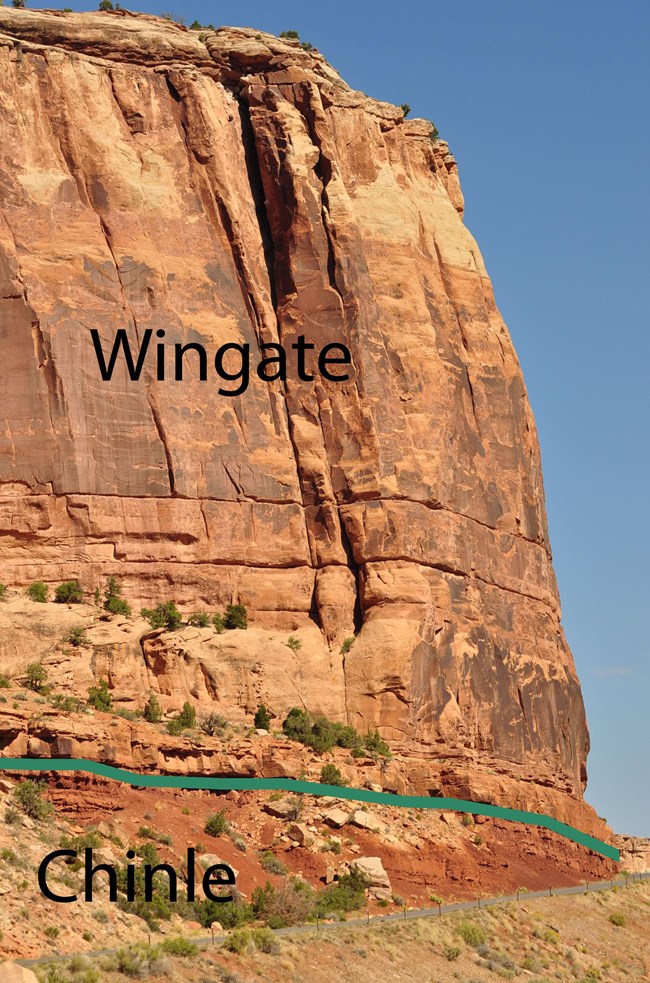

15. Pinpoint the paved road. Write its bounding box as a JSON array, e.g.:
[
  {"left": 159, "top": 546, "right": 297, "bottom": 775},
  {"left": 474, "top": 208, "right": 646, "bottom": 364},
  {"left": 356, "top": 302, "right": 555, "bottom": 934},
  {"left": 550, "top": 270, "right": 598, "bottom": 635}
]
[{"left": 17, "top": 871, "right": 650, "bottom": 967}]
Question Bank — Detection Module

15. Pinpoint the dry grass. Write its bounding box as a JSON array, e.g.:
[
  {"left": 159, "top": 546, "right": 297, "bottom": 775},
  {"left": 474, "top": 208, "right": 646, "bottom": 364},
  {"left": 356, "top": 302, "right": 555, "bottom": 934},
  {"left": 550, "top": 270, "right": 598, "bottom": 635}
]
[{"left": 28, "top": 881, "right": 650, "bottom": 983}]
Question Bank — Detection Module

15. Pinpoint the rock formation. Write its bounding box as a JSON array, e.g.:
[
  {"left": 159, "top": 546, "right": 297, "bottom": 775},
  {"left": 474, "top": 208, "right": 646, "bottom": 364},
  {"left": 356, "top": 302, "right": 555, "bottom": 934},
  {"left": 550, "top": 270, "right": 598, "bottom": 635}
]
[{"left": 0, "top": 11, "right": 600, "bottom": 837}]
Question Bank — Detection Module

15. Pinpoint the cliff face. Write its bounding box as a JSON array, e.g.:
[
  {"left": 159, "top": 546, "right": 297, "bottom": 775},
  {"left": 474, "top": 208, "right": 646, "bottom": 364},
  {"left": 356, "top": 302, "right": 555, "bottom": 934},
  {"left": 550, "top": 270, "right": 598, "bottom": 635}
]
[{"left": 0, "top": 11, "right": 593, "bottom": 827}]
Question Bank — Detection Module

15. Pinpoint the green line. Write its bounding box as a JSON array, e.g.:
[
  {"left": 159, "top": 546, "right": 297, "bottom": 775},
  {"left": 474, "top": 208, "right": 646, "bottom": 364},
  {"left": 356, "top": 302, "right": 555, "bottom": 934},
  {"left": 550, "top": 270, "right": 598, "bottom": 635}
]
[{"left": 0, "top": 757, "right": 619, "bottom": 861}]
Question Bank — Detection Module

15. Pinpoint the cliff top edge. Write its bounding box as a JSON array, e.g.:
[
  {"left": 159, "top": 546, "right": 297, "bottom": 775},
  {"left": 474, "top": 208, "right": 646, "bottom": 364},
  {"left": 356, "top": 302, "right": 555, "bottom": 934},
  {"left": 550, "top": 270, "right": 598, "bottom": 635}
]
[{"left": 0, "top": 7, "right": 443, "bottom": 136}]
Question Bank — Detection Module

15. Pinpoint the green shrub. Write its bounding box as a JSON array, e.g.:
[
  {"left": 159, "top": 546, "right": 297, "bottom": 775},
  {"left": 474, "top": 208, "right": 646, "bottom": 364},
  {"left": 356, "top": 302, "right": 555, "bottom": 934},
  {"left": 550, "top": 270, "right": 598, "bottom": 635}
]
[
  {"left": 87, "top": 678, "right": 112, "bottom": 712},
  {"left": 252, "top": 878, "right": 314, "bottom": 928},
  {"left": 205, "top": 811, "right": 229, "bottom": 837},
  {"left": 314, "top": 870, "right": 368, "bottom": 917},
  {"left": 13, "top": 780, "right": 53, "bottom": 821},
  {"left": 114, "top": 708, "right": 141, "bottom": 721},
  {"left": 251, "top": 926, "right": 280, "bottom": 953},
  {"left": 25, "top": 662, "right": 48, "bottom": 692},
  {"left": 3, "top": 806, "right": 20, "bottom": 824},
  {"left": 0, "top": 674, "right": 10, "bottom": 689},
  {"left": 430, "top": 124, "right": 440, "bottom": 142},
  {"left": 190, "top": 896, "right": 253, "bottom": 929},
  {"left": 199, "top": 712, "right": 228, "bottom": 736},
  {"left": 141, "top": 601, "right": 182, "bottom": 630},
  {"left": 187, "top": 611, "right": 210, "bottom": 627},
  {"left": 282, "top": 707, "right": 370, "bottom": 756},
  {"left": 113, "top": 847, "right": 178, "bottom": 932},
  {"left": 12, "top": 0, "right": 26, "bottom": 9},
  {"left": 340, "top": 637, "right": 354, "bottom": 654},
  {"left": 320, "top": 838, "right": 341, "bottom": 855},
  {"left": 109, "top": 943, "right": 167, "bottom": 977},
  {"left": 254, "top": 704, "right": 272, "bottom": 730},
  {"left": 0, "top": 584, "right": 7, "bottom": 601},
  {"left": 143, "top": 692, "right": 163, "bottom": 723},
  {"left": 461, "top": 813, "right": 474, "bottom": 826},
  {"left": 65, "top": 625, "right": 88, "bottom": 648},
  {"left": 223, "top": 603, "right": 248, "bottom": 630},
  {"left": 363, "top": 728, "right": 391, "bottom": 758},
  {"left": 400, "top": 103, "right": 411, "bottom": 117},
  {"left": 160, "top": 936, "right": 198, "bottom": 957},
  {"left": 164, "top": 702, "right": 195, "bottom": 735},
  {"left": 99, "top": 0, "right": 114, "bottom": 9},
  {"left": 223, "top": 928, "right": 252, "bottom": 954},
  {"left": 114, "top": 707, "right": 140, "bottom": 722},
  {"left": 457, "top": 921, "right": 487, "bottom": 946},
  {"left": 103, "top": 576, "right": 131, "bottom": 616},
  {"left": 26, "top": 581, "right": 48, "bottom": 602},
  {"left": 59, "top": 831, "right": 102, "bottom": 859},
  {"left": 279, "top": 30, "right": 299, "bottom": 39},
  {"left": 178, "top": 701, "right": 196, "bottom": 728},
  {"left": 50, "top": 693, "right": 83, "bottom": 712},
  {"left": 473, "top": 834, "right": 483, "bottom": 846},
  {"left": 284, "top": 796, "right": 303, "bottom": 821},
  {"left": 213, "top": 612, "right": 225, "bottom": 633},
  {"left": 444, "top": 945, "right": 461, "bottom": 961},
  {"left": 54, "top": 580, "right": 83, "bottom": 604},
  {"left": 259, "top": 850, "right": 288, "bottom": 875},
  {"left": 608, "top": 912, "right": 626, "bottom": 927},
  {"left": 320, "top": 764, "right": 346, "bottom": 786},
  {"left": 137, "top": 826, "right": 172, "bottom": 846},
  {"left": 286, "top": 635, "right": 302, "bottom": 652}
]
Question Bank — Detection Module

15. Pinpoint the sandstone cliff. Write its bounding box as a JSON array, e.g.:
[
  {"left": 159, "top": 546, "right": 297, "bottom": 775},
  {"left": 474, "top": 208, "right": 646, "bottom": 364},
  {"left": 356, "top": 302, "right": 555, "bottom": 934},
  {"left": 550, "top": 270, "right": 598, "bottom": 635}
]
[{"left": 0, "top": 11, "right": 596, "bottom": 835}]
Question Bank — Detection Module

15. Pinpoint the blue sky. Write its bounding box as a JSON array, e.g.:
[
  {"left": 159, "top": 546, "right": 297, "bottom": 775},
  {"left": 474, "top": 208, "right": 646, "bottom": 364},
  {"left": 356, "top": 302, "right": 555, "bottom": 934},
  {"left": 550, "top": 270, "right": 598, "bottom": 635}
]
[{"left": 45, "top": 1, "right": 648, "bottom": 834}]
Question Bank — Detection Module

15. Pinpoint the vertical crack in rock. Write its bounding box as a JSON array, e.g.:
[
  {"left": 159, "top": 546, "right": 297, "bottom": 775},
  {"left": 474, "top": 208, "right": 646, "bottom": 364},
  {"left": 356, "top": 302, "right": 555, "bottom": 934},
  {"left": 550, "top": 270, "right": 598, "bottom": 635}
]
[
  {"left": 96, "top": 215, "right": 142, "bottom": 347},
  {"left": 432, "top": 236, "right": 482, "bottom": 441},
  {"left": 1, "top": 207, "right": 74, "bottom": 460},
  {"left": 233, "top": 88, "right": 313, "bottom": 515},
  {"left": 233, "top": 75, "right": 369, "bottom": 671},
  {"left": 52, "top": 102, "right": 181, "bottom": 493},
  {"left": 165, "top": 72, "right": 266, "bottom": 346},
  {"left": 293, "top": 83, "right": 379, "bottom": 639},
  {"left": 296, "top": 83, "right": 346, "bottom": 314},
  {"left": 146, "top": 390, "right": 176, "bottom": 495},
  {"left": 232, "top": 81, "right": 327, "bottom": 571},
  {"left": 235, "top": 91, "right": 278, "bottom": 311},
  {"left": 51, "top": 82, "right": 182, "bottom": 495},
  {"left": 163, "top": 69, "right": 314, "bottom": 558},
  {"left": 30, "top": 319, "right": 62, "bottom": 436}
]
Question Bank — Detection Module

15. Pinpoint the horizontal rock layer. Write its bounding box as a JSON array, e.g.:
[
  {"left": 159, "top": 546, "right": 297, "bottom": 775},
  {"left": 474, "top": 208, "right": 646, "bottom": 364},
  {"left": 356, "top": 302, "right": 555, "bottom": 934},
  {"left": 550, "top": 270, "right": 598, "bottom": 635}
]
[{"left": 0, "top": 11, "right": 592, "bottom": 829}]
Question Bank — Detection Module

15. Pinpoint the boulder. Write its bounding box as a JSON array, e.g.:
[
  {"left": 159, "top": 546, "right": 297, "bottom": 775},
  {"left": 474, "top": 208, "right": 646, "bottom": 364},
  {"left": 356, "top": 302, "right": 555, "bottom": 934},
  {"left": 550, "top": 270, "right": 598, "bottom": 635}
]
[
  {"left": 197, "top": 854, "right": 239, "bottom": 879},
  {"left": 323, "top": 807, "right": 349, "bottom": 828},
  {"left": 350, "top": 809, "right": 386, "bottom": 833},
  {"left": 0, "top": 964, "right": 40, "bottom": 983},
  {"left": 263, "top": 800, "right": 297, "bottom": 820},
  {"left": 351, "top": 856, "right": 391, "bottom": 890},
  {"left": 287, "top": 822, "right": 314, "bottom": 847}
]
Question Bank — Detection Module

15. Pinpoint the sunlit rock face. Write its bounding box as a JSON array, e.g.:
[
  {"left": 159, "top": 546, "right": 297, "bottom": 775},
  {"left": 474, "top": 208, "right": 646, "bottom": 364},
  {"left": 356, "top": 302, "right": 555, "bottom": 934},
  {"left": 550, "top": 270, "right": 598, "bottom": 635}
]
[{"left": 0, "top": 10, "right": 598, "bottom": 834}]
